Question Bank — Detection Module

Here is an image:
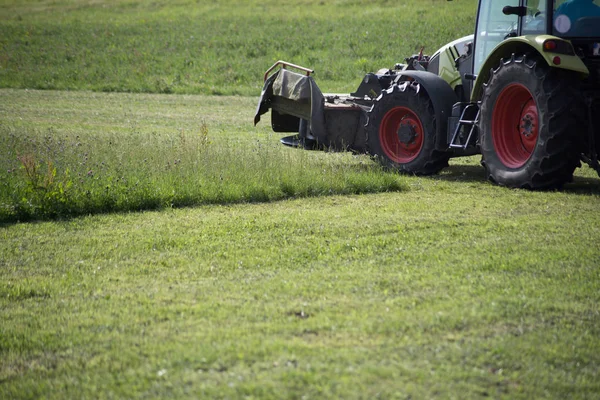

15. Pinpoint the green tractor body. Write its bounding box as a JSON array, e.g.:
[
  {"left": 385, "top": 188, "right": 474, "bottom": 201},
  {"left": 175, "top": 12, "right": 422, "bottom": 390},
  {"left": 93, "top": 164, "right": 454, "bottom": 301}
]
[{"left": 254, "top": 0, "right": 600, "bottom": 189}]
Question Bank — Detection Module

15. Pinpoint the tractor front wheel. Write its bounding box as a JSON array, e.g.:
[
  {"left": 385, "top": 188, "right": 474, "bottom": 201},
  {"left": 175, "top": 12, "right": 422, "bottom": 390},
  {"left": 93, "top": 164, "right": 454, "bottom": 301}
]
[
  {"left": 367, "top": 81, "right": 449, "bottom": 175},
  {"left": 479, "top": 54, "right": 581, "bottom": 189}
]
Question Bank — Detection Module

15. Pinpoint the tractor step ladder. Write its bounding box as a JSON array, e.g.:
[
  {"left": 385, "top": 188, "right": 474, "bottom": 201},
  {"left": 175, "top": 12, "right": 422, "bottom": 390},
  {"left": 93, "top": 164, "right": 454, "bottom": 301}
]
[{"left": 449, "top": 103, "right": 480, "bottom": 150}]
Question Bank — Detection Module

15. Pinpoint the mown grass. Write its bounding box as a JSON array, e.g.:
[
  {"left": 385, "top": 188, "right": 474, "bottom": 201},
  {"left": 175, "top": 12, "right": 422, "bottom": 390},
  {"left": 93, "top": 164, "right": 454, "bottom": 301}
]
[
  {"left": 2, "top": 178, "right": 599, "bottom": 398},
  {"left": 0, "top": 0, "right": 476, "bottom": 95},
  {"left": 0, "top": 89, "right": 406, "bottom": 222}
]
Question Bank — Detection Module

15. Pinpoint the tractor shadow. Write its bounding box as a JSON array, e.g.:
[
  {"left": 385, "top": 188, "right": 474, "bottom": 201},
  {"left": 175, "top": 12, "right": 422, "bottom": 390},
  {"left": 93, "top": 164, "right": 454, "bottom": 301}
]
[
  {"left": 562, "top": 176, "right": 600, "bottom": 195},
  {"left": 434, "top": 164, "right": 487, "bottom": 184},
  {"left": 432, "top": 163, "right": 600, "bottom": 195}
]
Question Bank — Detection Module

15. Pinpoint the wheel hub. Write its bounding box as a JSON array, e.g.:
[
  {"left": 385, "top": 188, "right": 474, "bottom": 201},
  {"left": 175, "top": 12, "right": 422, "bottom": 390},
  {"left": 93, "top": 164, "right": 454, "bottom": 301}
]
[
  {"left": 518, "top": 100, "right": 538, "bottom": 154},
  {"left": 379, "top": 106, "right": 425, "bottom": 163},
  {"left": 397, "top": 121, "right": 418, "bottom": 147},
  {"left": 520, "top": 114, "right": 535, "bottom": 138}
]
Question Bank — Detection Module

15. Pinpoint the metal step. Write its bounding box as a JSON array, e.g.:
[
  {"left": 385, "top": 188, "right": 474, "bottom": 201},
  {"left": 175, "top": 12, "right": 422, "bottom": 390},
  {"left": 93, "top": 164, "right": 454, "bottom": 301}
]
[{"left": 449, "top": 103, "right": 480, "bottom": 150}]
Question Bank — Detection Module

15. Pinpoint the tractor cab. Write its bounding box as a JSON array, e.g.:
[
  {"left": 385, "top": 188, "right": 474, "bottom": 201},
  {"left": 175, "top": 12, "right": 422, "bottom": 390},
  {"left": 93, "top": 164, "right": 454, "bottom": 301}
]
[{"left": 470, "top": 0, "right": 600, "bottom": 80}]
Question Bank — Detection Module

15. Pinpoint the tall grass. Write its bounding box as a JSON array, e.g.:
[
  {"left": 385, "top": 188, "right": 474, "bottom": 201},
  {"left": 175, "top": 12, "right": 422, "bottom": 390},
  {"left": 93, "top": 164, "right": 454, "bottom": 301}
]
[{"left": 0, "top": 119, "right": 405, "bottom": 222}]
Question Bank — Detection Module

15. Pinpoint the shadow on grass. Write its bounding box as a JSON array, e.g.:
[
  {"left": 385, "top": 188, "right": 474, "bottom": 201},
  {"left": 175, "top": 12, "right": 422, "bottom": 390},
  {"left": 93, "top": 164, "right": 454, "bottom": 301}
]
[
  {"left": 563, "top": 176, "right": 600, "bottom": 195},
  {"left": 434, "top": 164, "right": 488, "bottom": 183},
  {"left": 433, "top": 163, "right": 600, "bottom": 194}
]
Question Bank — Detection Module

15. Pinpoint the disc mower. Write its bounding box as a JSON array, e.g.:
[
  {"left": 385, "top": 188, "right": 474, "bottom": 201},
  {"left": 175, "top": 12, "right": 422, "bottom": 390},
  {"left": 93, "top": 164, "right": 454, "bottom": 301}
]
[{"left": 254, "top": 0, "right": 600, "bottom": 189}]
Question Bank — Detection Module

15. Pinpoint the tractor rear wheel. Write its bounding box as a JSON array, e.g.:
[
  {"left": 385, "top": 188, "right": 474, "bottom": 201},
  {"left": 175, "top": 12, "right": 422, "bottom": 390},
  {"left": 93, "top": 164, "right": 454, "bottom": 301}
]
[
  {"left": 479, "top": 54, "right": 581, "bottom": 189},
  {"left": 366, "top": 81, "right": 449, "bottom": 175}
]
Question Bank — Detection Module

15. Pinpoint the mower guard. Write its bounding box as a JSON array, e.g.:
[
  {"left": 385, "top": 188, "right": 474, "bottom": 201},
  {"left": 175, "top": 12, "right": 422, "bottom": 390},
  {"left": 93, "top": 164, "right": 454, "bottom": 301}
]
[{"left": 254, "top": 68, "right": 328, "bottom": 141}]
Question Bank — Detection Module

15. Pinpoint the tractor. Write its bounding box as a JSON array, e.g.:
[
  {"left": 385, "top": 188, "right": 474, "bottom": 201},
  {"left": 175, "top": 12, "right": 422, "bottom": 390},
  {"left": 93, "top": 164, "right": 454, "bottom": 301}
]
[{"left": 254, "top": 0, "right": 600, "bottom": 189}]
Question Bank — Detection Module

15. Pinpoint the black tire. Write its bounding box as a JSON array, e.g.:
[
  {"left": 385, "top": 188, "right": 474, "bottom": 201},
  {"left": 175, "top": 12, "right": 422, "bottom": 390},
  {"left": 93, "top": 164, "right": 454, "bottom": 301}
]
[
  {"left": 479, "top": 54, "right": 582, "bottom": 189},
  {"left": 366, "top": 81, "right": 449, "bottom": 175}
]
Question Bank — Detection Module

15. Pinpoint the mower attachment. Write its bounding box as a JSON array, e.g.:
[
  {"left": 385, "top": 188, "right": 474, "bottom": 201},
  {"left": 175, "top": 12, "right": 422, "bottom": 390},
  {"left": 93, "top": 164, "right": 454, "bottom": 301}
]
[{"left": 254, "top": 62, "right": 370, "bottom": 152}]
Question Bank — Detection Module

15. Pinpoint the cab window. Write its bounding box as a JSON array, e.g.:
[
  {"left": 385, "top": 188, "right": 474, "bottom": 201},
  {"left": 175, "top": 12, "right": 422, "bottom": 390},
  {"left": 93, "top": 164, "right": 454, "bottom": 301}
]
[
  {"left": 523, "top": 0, "right": 548, "bottom": 34},
  {"left": 474, "top": 0, "right": 520, "bottom": 74}
]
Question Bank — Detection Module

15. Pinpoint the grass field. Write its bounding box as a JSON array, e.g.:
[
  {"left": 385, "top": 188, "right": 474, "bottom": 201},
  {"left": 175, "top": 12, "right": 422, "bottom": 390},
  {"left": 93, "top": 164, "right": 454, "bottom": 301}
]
[
  {"left": 0, "top": 0, "right": 476, "bottom": 95},
  {"left": 2, "top": 88, "right": 600, "bottom": 399},
  {"left": 2, "top": 0, "right": 600, "bottom": 398}
]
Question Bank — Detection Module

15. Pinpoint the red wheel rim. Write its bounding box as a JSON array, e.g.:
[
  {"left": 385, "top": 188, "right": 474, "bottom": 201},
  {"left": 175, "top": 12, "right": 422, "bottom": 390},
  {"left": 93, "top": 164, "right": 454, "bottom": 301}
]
[
  {"left": 379, "top": 106, "right": 424, "bottom": 163},
  {"left": 491, "top": 83, "right": 539, "bottom": 168}
]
